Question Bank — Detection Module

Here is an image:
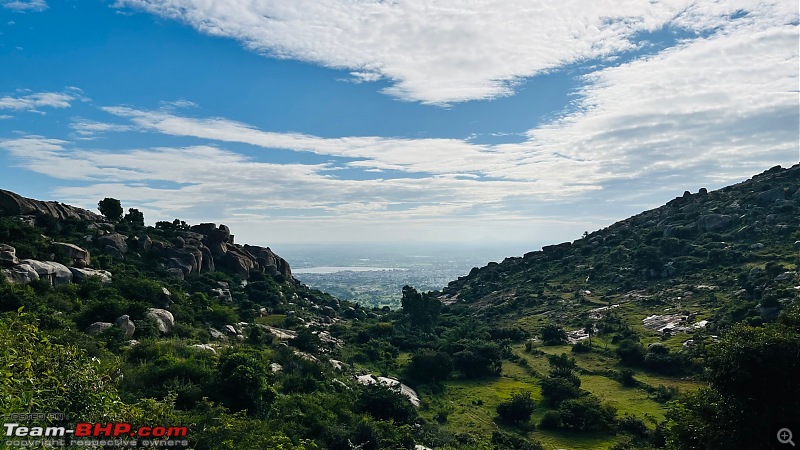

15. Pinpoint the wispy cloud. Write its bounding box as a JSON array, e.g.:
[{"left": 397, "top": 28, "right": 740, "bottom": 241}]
[
  {"left": 69, "top": 118, "right": 133, "bottom": 138},
  {"left": 1, "top": 0, "right": 47, "bottom": 12},
  {"left": 115, "top": 0, "right": 796, "bottom": 104},
  {"left": 0, "top": 88, "right": 85, "bottom": 113}
]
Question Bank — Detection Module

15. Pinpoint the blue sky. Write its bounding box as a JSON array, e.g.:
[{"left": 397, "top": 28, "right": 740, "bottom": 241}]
[{"left": 0, "top": 0, "right": 798, "bottom": 252}]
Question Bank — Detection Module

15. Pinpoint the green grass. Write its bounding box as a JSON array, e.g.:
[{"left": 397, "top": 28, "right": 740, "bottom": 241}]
[{"left": 579, "top": 374, "right": 666, "bottom": 423}]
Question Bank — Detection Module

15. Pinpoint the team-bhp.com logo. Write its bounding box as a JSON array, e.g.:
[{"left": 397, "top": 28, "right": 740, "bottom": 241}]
[{"left": 4, "top": 417, "right": 189, "bottom": 448}]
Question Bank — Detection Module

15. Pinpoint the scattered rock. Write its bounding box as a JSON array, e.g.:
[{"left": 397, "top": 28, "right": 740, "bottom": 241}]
[
  {"left": 86, "top": 322, "right": 113, "bottom": 334},
  {"left": 355, "top": 374, "right": 420, "bottom": 407},
  {"left": 53, "top": 242, "right": 90, "bottom": 267},
  {"left": 20, "top": 260, "right": 72, "bottom": 286},
  {"left": 147, "top": 308, "right": 175, "bottom": 334},
  {"left": 2, "top": 263, "right": 39, "bottom": 284},
  {"left": 97, "top": 233, "right": 128, "bottom": 256},
  {"left": 757, "top": 187, "right": 785, "bottom": 203},
  {"left": 209, "top": 327, "right": 226, "bottom": 340},
  {"left": 0, "top": 244, "right": 19, "bottom": 267},
  {"left": 191, "top": 344, "right": 216, "bottom": 355},
  {"left": 115, "top": 315, "right": 136, "bottom": 338},
  {"left": 700, "top": 214, "right": 733, "bottom": 232},
  {"left": 69, "top": 267, "right": 113, "bottom": 283},
  {"left": 750, "top": 243, "right": 764, "bottom": 249},
  {"left": 776, "top": 272, "right": 795, "bottom": 282}
]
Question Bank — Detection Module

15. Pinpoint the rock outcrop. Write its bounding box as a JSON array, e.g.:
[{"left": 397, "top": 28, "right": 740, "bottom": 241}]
[
  {"left": 0, "top": 190, "right": 295, "bottom": 284},
  {"left": 0, "top": 189, "right": 103, "bottom": 221}
]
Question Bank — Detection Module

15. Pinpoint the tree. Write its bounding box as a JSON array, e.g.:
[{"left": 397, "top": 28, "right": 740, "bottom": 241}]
[
  {"left": 123, "top": 208, "right": 145, "bottom": 226},
  {"left": 665, "top": 321, "right": 800, "bottom": 449},
  {"left": 400, "top": 285, "right": 441, "bottom": 331},
  {"left": 407, "top": 348, "right": 453, "bottom": 383},
  {"left": 216, "top": 350, "right": 275, "bottom": 415},
  {"left": 98, "top": 197, "right": 123, "bottom": 222},
  {"left": 540, "top": 323, "right": 567, "bottom": 345},
  {"left": 496, "top": 390, "right": 536, "bottom": 424},
  {"left": 616, "top": 339, "right": 645, "bottom": 365}
]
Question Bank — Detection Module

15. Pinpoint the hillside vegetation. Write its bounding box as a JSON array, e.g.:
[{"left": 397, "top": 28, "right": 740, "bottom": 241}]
[{"left": 0, "top": 164, "right": 798, "bottom": 450}]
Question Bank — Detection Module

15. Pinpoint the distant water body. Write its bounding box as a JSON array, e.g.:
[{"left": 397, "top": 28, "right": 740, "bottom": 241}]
[{"left": 293, "top": 266, "right": 406, "bottom": 274}]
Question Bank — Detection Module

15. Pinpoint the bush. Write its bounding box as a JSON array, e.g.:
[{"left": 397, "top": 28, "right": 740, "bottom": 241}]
[
  {"left": 618, "top": 414, "right": 648, "bottom": 437},
  {"left": 572, "top": 342, "right": 591, "bottom": 353},
  {"left": 620, "top": 369, "right": 637, "bottom": 387},
  {"left": 540, "top": 376, "right": 582, "bottom": 407},
  {"left": 539, "top": 410, "right": 562, "bottom": 429},
  {"left": 356, "top": 384, "right": 417, "bottom": 425},
  {"left": 558, "top": 396, "right": 617, "bottom": 432},
  {"left": 491, "top": 430, "right": 544, "bottom": 450},
  {"left": 616, "top": 339, "right": 645, "bottom": 365},
  {"left": 496, "top": 390, "right": 536, "bottom": 425},
  {"left": 540, "top": 323, "right": 567, "bottom": 345}
]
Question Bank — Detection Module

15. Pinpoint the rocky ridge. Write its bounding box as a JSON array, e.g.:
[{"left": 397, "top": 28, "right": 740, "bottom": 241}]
[{"left": 0, "top": 189, "right": 294, "bottom": 284}]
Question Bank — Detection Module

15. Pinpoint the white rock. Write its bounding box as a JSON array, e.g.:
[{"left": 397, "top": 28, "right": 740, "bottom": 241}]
[{"left": 147, "top": 308, "right": 175, "bottom": 334}]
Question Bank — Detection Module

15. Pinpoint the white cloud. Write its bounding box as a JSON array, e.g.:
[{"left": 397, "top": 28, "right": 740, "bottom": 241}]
[
  {"left": 115, "top": 0, "right": 796, "bottom": 104},
  {"left": 0, "top": 88, "right": 84, "bottom": 113},
  {"left": 69, "top": 119, "right": 133, "bottom": 138},
  {"left": 2, "top": 0, "right": 47, "bottom": 12}
]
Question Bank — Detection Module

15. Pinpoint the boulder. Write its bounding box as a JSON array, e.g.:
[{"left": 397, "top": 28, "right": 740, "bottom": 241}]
[
  {"left": 138, "top": 235, "right": 152, "bottom": 252},
  {"left": 166, "top": 268, "right": 184, "bottom": 280},
  {"left": 222, "top": 245, "right": 256, "bottom": 278},
  {"left": 0, "top": 244, "right": 19, "bottom": 267},
  {"left": 2, "top": 263, "right": 39, "bottom": 284},
  {"left": 700, "top": 214, "right": 733, "bottom": 232},
  {"left": 245, "top": 245, "right": 294, "bottom": 281},
  {"left": 53, "top": 242, "right": 91, "bottom": 267},
  {"left": 97, "top": 233, "right": 128, "bottom": 255},
  {"left": 115, "top": 315, "right": 136, "bottom": 338},
  {"left": 147, "top": 308, "right": 175, "bottom": 334},
  {"left": 191, "top": 344, "right": 216, "bottom": 355},
  {"left": 757, "top": 187, "right": 784, "bottom": 203},
  {"left": 223, "top": 324, "right": 239, "bottom": 336},
  {"left": 209, "top": 327, "right": 226, "bottom": 340},
  {"left": 20, "top": 260, "right": 73, "bottom": 286},
  {"left": 86, "top": 322, "right": 113, "bottom": 334},
  {"left": 775, "top": 272, "right": 795, "bottom": 282},
  {"left": 69, "top": 267, "right": 113, "bottom": 283}
]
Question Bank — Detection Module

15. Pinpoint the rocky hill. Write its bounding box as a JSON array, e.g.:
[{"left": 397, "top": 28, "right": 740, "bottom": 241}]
[
  {"left": 0, "top": 189, "right": 294, "bottom": 286},
  {"left": 440, "top": 164, "right": 799, "bottom": 333},
  {"left": 0, "top": 166, "right": 798, "bottom": 450}
]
